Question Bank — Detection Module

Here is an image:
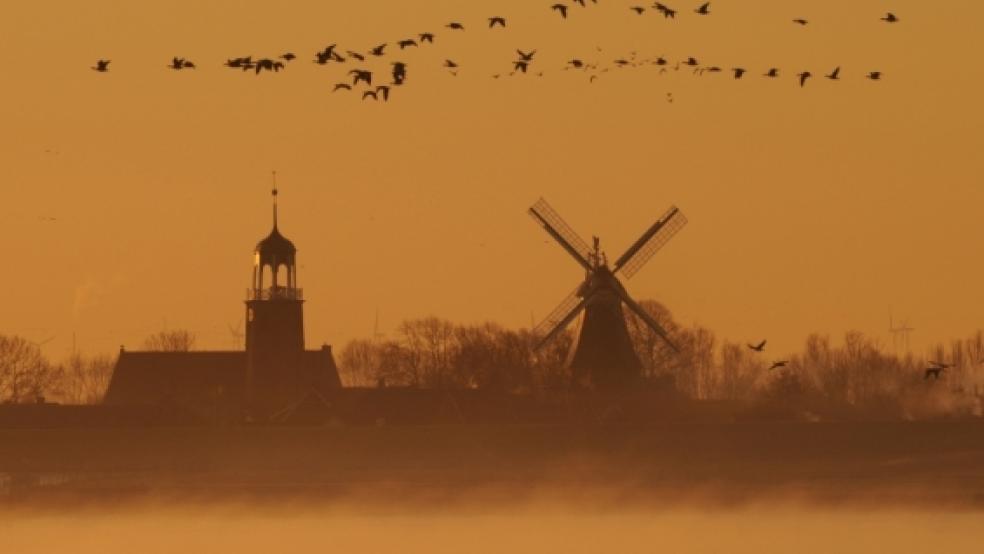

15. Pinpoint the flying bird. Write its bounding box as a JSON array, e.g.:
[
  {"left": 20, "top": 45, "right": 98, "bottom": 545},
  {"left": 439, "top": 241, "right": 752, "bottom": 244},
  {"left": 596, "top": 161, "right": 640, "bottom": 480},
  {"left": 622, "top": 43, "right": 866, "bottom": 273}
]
[
  {"left": 514, "top": 60, "right": 529, "bottom": 73},
  {"left": 825, "top": 66, "right": 840, "bottom": 80},
  {"left": 769, "top": 360, "right": 789, "bottom": 371},
  {"left": 392, "top": 62, "right": 407, "bottom": 84},
  {"left": 867, "top": 71, "right": 882, "bottom": 80},
  {"left": 445, "top": 59, "right": 459, "bottom": 69},
  {"left": 398, "top": 39, "right": 418, "bottom": 49},
  {"left": 446, "top": 22, "right": 465, "bottom": 30},
  {"left": 732, "top": 67, "right": 746, "bottom": 79},
  {"left": 517, "top": 49, "right": 537, "bottom": 62},
  {"left": 552, "top": 4, "right": 568, "bottom": 18},
  {"left": 798, "top": 71, "right": 812, "bottom": 87},
  {"left": 91, "top": 59, "right": 110, "bottom": 72},
  {"left": 370, "top": 44, "right": 387, "bottom": 56},
  {"left": 881, "top": 12, "right": 898, "bottom": 23},
  {"left": 764, "top": 67, "right": 779, "bottom": 78},
  {"left": 346, "top": 51, "right": 366, "bottom": 61},
  {"left": 280, "top": 53, "right": 296, "bottom": 61},
  {"left": 630, "top": 6, "right": 646, "bottom": 15},
  {"left": 654, "top": 3, "right": 676, "bottom": 18},
  {"left": 362, "top": 90, "right": 378, "bottom": 101},
  {"left": 747, "top": 340, "right": 766, "bottom": 352},
  {"left": 489, "top": 16, "right": 507, "bottom": 28},
  {"left": 683, "top": 57, "right": 699, "bottom": 67},
  {"left": 169, "top": 57, "right": 195, "bottom": 70},
  {"left": 419, "top": 33, "right": 435, "bottom": 43},
  {"left": 792, "top": 18, "right": 808, "bottom": 25},
  {"left": 333, "top": 83, "right": 352, "bottom": 92},
  {"left": 568, "top": 59, "right": 584, "bottom": 69},
  {"left": 224, "top": 57, "right": 251, "bottom": 68},
  {"left": 376, "top": 85, "right": 391, "bottom": 101},
  {"left": 350, "top": 69, "right": 373, "bottom": 86},
  {"left": 695, "top": 2, "right": 710, "bottom": 15}
]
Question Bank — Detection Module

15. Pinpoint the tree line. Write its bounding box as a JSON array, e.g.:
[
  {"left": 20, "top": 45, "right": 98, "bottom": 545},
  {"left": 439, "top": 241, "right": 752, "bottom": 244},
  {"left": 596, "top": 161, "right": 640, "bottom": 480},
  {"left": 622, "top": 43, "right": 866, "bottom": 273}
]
[{"left": 3, "top": 306, "right": 982, "bottom": 419}]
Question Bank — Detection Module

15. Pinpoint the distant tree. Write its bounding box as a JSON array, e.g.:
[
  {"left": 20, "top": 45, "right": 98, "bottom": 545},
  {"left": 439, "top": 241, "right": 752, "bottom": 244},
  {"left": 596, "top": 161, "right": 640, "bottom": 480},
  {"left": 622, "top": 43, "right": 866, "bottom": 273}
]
[
  {"left": 57, "top": 353, "right": 116, "bottom": 404},
  {"left": 143, "top": 329, "right": 196, "bottom": 352},
  {"left": 0, "top": 335, "right": 58, "bottom": 403}
]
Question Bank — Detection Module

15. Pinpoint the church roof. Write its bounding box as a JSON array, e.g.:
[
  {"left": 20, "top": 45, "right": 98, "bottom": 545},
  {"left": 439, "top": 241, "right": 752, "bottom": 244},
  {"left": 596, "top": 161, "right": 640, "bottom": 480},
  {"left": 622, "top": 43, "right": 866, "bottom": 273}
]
[{"left": 255, "top": 188, "right": 296, "bottom": 259}]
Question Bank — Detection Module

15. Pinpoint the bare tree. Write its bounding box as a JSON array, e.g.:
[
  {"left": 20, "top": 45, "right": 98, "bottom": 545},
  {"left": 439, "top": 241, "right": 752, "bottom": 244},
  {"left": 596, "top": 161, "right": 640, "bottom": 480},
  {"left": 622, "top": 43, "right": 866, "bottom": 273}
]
[
  {"left": 58, "top": 353, "right": 115, "bottom": 404},
  {"left": 143, "top": 329, "right": 196, "bottom": 352},
  {"left": 0, "top": 335, "right": 58, "bottom": 403}
]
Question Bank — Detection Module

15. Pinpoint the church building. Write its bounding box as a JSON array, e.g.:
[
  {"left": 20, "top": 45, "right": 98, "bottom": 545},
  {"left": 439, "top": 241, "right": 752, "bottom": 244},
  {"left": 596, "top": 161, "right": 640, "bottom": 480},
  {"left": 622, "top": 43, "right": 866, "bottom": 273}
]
[{"left": 103, "top": 189, "right": 342, "bottom": 422}]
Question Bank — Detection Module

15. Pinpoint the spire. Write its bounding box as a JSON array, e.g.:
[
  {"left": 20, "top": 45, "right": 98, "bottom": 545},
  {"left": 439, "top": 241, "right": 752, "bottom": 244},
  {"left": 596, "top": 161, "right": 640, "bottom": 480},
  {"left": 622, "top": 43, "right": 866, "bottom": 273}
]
[{"left": 271, "top": 171, "right": 279, "bottom": 230}]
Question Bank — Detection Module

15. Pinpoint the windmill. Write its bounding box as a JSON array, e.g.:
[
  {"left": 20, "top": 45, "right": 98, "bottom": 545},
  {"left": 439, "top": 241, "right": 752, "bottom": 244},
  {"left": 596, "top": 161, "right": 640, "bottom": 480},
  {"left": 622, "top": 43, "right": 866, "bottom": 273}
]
[
  {"left": 528, "top": 198, "right": 687, "bottom": 388},
  {"left": 889, "top": 314, "right": 914, "bottom": 354}
]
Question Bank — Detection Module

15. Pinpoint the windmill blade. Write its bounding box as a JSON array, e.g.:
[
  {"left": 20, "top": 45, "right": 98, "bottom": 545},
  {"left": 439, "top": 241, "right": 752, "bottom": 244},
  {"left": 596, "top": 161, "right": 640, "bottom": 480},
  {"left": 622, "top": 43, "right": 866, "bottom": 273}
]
[
  {"left": 614, "top": 288, "right": 679, "bottom": 352},
  {"left": 529, "top": 197, "right": 593, "bottom": 271},
  {"left": 612, "top": 206, "right": 687, "bottom": 279},
  {"left": 533, "top": 284, "right": 588, "bottom": 349}
]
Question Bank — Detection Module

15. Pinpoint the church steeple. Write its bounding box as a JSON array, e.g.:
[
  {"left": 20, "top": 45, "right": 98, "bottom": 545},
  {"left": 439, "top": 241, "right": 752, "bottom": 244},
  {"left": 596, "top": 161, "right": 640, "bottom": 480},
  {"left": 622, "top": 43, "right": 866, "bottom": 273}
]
[{"left": 251, "top": 183, "right": 299, "bottom": 300}]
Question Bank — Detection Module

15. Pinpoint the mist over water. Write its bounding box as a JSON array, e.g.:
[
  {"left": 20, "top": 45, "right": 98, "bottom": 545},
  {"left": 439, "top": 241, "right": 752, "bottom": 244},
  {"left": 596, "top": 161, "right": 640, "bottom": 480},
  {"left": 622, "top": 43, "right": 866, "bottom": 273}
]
[{"left": 3, "top": 502, "right": 984, "bottom": 554}]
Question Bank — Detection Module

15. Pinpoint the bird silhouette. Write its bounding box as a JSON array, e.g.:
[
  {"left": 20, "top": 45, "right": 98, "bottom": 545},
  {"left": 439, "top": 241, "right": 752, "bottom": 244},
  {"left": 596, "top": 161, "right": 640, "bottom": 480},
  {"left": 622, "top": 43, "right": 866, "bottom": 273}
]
[
  {"left": 867, "top": 71, "right": 882, "bottom": 80},
  {"left": 376, "top": 85, "right": 391, "bottom": 101},
  {"left": 881, "top": 12, "right": 898, "bottom": 23},
  {"left": 517, "top": 49, "right": 537, "bottom": 62},
  {"left": 169, "top": 57, "right": 195, "bottom": 70},
  {"left": 350, "top": 69, "right": 373, "bottom": 86},
  {"left": 446, "top": 22, "right": 465, "bottom": 30},
  {"left": 764, "top": 67, "right": 780, "bottom": 78},
  {"left": 392, "top": 62, "right": 407, "bottom": 85},
  {"left": 254, "top": 58, "right": 284, "bottom": 74},
  {"left": 568, "top": 59, "right": 584, "bottom": 68},
  {"left": 333, "top": 83, "right": 352, "bottom": 92},
  {"left": 798, "top": 71, "right": 812, "bottom": 87},
  {"left": 444, "top": 59, "right": 459, "bottom": 69},
  {"left": 489, "top": 16, "right": 507, "bottom": 28},
  {"left": 91, "top": 59, "right": 111, "bottom": 72},
  {"left": 514, "top": 60, "right": 529, "bottom": 73},
  {"left": 695, "top": 2, "right": 710, "bottom": 15},
  {"left": 732, "top": 67, "right": 746, "bottom": 79},
  {"left": 654, "top": 3, "right": 676, "bottom": 18},
  {"left": 280, "top": 53, "right": 296, "bottom": 61},
  {"left": 769, "top": 360, "right": 789, "bottom": 371},
  {"left": 370, "top": 44, "right": 387, "bottom": 56},
  {"left": 362, "top": 90, "right": 378, "bottom": 101},
  {"left": 552, "top": 4, "right": 568, "bottom": 18},
  {"left": 398, "top": 39, "right": 418, "bottom": 49},
  {"left": 419, "top": 33, "right": 435, "bottom": 43},
  {"left": 630, "top": 6, "right": 646, "bottom": 15},
  {"left": 825, "top": 66, "right": 840, "bottom": 80},
  {"left": 792, "top": 18, "right": 808, "bottom": 25},
  {"left": 224, "top": 57, "right": 251, "bottom": 69},
  {"left": 347, "top": 51, "right": 366, "bottom": 61},
  {"left": 747, "top": 340, "right": 766, "bottom": 352},
  {"left": 683, "top": 57, "right": 699, "bottom": 67}
]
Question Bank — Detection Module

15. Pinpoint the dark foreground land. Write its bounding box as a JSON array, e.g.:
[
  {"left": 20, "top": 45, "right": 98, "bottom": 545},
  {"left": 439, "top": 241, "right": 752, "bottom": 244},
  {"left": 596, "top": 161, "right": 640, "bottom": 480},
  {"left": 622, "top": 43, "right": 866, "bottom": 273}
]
[{"left": 2, "top": 421, "right": 983, "bottom": 510}]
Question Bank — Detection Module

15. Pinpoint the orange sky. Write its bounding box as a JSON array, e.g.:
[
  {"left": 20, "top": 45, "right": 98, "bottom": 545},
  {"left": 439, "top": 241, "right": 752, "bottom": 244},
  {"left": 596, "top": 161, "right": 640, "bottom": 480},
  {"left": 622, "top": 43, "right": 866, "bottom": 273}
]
[{"left": 1, "top": 1, "right": 982, "bottom": 359}]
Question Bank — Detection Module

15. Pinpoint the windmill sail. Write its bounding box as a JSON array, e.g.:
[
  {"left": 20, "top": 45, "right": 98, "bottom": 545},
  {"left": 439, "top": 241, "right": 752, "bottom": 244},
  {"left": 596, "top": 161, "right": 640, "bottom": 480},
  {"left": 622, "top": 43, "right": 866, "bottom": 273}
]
[
  {"left": 529, "top": 198, "right": 594, "bottom": 270},
  {"left": 612, "top": 206, "right": 687, "bottom": 278},
  {"left": 533, "top": 284, "right": 587, "bottom": 348}
]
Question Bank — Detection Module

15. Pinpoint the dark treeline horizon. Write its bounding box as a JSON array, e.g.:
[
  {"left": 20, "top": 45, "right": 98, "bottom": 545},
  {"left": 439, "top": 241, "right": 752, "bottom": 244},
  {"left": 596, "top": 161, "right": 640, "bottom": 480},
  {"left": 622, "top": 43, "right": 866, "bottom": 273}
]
[{"left": 2, "top": 300, "right": 983, "bottom": 419}]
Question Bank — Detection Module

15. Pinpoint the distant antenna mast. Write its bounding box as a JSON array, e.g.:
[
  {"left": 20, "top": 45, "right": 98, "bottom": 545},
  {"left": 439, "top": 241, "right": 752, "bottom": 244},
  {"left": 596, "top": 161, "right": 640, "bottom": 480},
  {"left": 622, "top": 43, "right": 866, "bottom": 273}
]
[
  {"left": 889, "top": 313, "right": 914, "bottom": 354},
  {"left": 228, "top": 319, "right": 245, "bottom": 350}
]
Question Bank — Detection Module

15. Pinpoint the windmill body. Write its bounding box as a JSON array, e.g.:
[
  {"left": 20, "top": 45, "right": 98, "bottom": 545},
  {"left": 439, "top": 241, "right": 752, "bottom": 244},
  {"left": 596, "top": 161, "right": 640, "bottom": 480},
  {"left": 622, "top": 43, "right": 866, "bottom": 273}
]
[
  {"left": 529, "top": 198, "right": 687, "bottom": 389},
  {"left": 566, "top": 265, "right": 643, "bottom": 387}
]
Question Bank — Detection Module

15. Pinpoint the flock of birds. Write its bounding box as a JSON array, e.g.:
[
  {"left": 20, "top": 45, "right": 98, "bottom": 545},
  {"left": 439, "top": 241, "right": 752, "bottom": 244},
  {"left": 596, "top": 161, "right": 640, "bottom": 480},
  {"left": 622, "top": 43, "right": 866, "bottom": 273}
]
[
  {"left": 746, "top": 339, "right": 959, "bottom": 383},
  {"left": 88, "top": 3, "right": 901, "bottom": 102}
]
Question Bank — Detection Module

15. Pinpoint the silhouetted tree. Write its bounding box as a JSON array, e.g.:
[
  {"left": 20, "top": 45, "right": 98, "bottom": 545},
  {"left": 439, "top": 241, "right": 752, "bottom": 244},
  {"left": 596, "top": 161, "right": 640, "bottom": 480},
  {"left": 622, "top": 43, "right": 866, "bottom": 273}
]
[
  {"left": 58, "top": 352, "right": 115, "bottom": 404},
  {"left": 143, "top": 329, "right": 196, "bottom": 352},
  {"left": 0, "top": 335, "right": 58, "bottom": 403}
]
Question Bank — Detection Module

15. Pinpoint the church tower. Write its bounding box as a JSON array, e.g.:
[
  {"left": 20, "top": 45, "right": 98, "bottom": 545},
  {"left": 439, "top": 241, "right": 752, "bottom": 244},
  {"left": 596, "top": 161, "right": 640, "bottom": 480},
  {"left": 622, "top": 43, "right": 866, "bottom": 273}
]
[{"left": 245, "top": 187, "right": 305, "bottom": 417}]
